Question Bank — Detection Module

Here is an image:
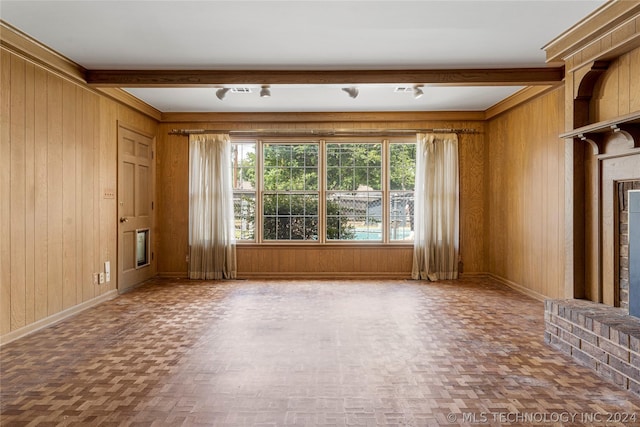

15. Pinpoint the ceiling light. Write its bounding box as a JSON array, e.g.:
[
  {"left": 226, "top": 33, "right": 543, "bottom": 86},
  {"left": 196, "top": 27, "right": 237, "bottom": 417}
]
[
  {"left": 342, "top": 87, "right": 359, "bottom": 99},
  {"left": 260, "top": 85, "right": 271, "bottom": 98},
  {"left": 216, "top": 88, "right": 230, "bottom": 100},
  {"left": 413, "top": 85, "right": 424, "bottom": 99}
]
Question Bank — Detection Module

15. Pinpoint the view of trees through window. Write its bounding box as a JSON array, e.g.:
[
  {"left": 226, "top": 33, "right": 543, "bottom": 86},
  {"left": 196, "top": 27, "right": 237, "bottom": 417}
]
[
  {"left": 326, "top": 143, "right": 381, "bottom": 240},
  {"left": 389, "top": 143, "right": 416, "bottom": 240},
  {"left": 231, "top": 139, "right": 415, "bottom": 243},
  {"left": 231, "top": 143, "right": 256, "bottom": 240},
  {"left": 263, "top": 143, "right": 319, "bottom": 240}
]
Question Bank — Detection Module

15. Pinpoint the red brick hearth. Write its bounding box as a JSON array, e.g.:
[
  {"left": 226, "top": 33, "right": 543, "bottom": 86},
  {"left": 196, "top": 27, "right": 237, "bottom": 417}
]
[{"left": 545, "top": 299, "right": 640, "bottom": 397}]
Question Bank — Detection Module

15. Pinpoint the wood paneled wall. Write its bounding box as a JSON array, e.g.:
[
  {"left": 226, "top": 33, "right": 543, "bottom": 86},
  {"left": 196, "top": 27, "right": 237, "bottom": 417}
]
[
  {"left": 156, "top": 120, "right": 487, "bottom": 278},
  {"left": 591, "top": 47, "right": 640, "bottom": 122},
  {"left": 0, "top": 48, "right": 157, "bottom": 341},
  {"left": 238, "top": 245, "right": 413, "bottom": 279},
  {"left": 487, "top": 87, "right": 566, "bottom": 299}
]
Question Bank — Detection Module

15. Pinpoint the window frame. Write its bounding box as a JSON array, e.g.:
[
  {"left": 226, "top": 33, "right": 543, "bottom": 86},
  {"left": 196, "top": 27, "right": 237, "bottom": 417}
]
[
  {"left": 231, "top": 141, "right": 258, "bottom": 241},
  {"left": 231, "top": 136, "right": 415, "bottom": 245},
  {"left": 325, "top": 141, "right": 384, "bottom": 242},
  {"left": 261, "top": 141, "right": 320, "bottom": 242}
]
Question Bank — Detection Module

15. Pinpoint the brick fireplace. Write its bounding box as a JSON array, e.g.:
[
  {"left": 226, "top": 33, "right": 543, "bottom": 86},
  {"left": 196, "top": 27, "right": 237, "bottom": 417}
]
[
  {"left": 545, "top": 300, "right": 640, "bottom": 397},
  {"left": 545, "top": 155, "right": 640, "bottom": 398},
  {"left": 544, "top": 112, "right": 640, "bottom": 397},
  {"left": 618, "top": 181, "right": 640, "bottom": 311},
  {"left": 541, "top": 0, "right": 640, "bottom": 401}
]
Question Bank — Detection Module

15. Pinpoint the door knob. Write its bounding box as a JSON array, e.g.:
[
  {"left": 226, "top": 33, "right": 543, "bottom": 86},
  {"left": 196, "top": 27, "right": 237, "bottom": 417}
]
[{"left": 120, "top": 217, "right": 129, "bottom": 223}]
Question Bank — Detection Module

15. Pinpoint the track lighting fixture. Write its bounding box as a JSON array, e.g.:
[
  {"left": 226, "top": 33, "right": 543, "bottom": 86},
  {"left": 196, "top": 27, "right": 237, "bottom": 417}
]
[
  {"left": 342, "top": 87, "right": 359, "bottom": 99},
  {"left": 216, "top": 87, "right": 230, "bottom": 101},
  {"left": 260, "top": 85, "right": 271, "bottom": 98},
  {"left": 413, "top": 85, "right": 424, "bottom": 99}
]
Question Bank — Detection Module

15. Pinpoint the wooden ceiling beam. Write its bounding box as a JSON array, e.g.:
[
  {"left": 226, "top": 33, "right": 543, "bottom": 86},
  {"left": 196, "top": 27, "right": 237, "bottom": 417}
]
[{"left": 85, "top": 67, "right": 564, "bottom": 87}]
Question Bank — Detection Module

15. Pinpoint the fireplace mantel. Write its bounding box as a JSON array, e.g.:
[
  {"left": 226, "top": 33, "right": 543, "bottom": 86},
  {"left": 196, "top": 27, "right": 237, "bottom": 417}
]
[{"left": 560, "top": 111, "right": 640, "bottom": 155}]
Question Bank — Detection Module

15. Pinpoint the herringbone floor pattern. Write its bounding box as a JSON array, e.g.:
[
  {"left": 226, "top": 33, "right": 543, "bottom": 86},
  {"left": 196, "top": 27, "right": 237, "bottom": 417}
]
[{"left": 1, "top": 277, "right": 639, "bottom": 426}]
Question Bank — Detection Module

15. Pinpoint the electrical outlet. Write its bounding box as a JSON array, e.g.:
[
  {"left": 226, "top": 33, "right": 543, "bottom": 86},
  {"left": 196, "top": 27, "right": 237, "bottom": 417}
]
[
  {"left": 99, "top": 273, "right": 105, "bottom": 284},
  {"left": 104, "top": 261, "right": 111, "bottom": 282},
  {"left": 93, "top": 273, "right": 99, "bottom": 285}
]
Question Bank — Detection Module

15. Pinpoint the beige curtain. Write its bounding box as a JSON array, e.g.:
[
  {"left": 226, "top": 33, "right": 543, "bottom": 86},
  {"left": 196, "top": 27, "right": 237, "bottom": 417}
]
[
  {"left": 412, "top": 133, "right": 459, "bottom": 281},
  {"left": 189, "top": 134, "right": 236, "bottom": 279}
]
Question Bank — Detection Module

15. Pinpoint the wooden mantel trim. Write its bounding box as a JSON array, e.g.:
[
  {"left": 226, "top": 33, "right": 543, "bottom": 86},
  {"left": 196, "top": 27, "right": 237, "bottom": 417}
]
[
  {"left": 560, "top": 110, "right": 640, "bottom": 139},
  {"left": 85, "top": 68, "right": 564, "bottom": 87},
  {"left": 560, "top": 110, "right": 640, "bottom": 155}
]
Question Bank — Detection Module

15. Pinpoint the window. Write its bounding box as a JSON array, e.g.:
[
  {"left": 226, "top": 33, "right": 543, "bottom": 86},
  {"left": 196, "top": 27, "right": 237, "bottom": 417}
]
[
  {"left": 230, "top": 138, "right": 415, "bottom": 243},
  {"left": 263, "top": 143, "right": 319, "bottom": 241},
  {"left": 326, "top": 143, "right": 382, "bottom": 241},
  {"left": 389, "top": 143, "right": 416, "bottom": 241},
  {"left": 231, "top": 142, "right": 256, "bottom": 240}
]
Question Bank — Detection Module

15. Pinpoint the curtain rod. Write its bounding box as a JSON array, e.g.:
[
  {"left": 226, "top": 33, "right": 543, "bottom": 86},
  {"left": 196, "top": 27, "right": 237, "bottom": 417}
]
[{"left": 168, "top": 128, "right": 479, "bottom": 137}]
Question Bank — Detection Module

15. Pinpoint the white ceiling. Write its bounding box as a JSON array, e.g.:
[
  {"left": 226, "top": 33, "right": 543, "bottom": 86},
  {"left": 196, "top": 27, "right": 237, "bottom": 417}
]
[{"left": 0, "top": 0, "right": 607, "bottom": 113}]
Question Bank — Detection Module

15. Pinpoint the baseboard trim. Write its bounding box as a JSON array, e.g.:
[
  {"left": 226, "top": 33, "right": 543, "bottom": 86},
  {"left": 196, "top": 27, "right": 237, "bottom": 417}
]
[
  {"left": 0, "top": 290, "right": 118, "bottom": 347},
  {"left": 488, "top": 274, "right": 547, "bottom": 302},
  {"left": 459, "top": 272, "right": 491, "bottom": 279},
  {"left": 158, "top": 271, "right": 489, "bottom": 280},
  {"left": 237, "top": 272, "right": 412, "bottom": 280},
  {"left": 157, "top": 272, "right": 189, "bottom": 278}
]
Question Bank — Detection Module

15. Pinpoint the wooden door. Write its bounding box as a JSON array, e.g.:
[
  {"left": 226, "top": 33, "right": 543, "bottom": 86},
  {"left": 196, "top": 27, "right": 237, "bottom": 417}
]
[{"left": 118, "top": 125, "right": 154, "bottom": 292}]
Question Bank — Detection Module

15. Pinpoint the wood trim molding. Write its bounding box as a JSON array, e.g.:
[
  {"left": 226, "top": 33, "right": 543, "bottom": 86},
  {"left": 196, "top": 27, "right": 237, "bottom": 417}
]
[
  {"left": 0, "top": 18, "right": 566, "bottom": 122},
  {"left": 157, "top": 272, "right": 189, "bottom": 278},
  {"left": 237, "top": 272, "right": 412, "bottom": 280},
  {"left": 0, "top": 290, "right": 118, "bottom": 347},
  {"left": 569, "top": 127, "right": 640, "bottom": 157},
  {"left": 543, "top": 0, "right": 640, "bottom": 64},
  {"left": 1, "top": 21, "right": 162, "bottom": 121},
  {"left": 117, "top": 120, "right": 158, "bottom": 141},
  {"left": 96, "top": 88, "right": 162, "bottom": 121},
  {"left": 160, "top": 111, "right": 487, "bottom": 123},
  {"left": 86, "top": 68, "right": 564, "bottom": 87},
  {"left": 567, "top": 28, "right": 640, "bottom": 73},
  {"left": 560, "top": 110, "right": 640, "bottom": 140},
  {"left": 484, "top": 85, "right": 559, "bottom": 119},
  {"left": 161, "top": 272, "right": 493, "bottom": 280},
  {"left": 573, "top": 60, "right": 611, "bottom": 129},
  {"left": 488, "top": 274, "right": 547, "bottom": 302},
  {"left": 0, "top": 20, "right": 86, "bottom": 84}
]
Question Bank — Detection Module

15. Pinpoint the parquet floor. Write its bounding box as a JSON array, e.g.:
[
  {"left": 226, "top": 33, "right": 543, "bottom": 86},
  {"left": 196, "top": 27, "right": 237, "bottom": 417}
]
[{"left": 1, "top": 277, "right": 640, "bottom": 426}]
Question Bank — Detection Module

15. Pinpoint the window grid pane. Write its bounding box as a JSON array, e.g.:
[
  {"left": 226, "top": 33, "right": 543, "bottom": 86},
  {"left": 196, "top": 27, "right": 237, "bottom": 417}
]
[
  {"left": 263, "top": 144, "right": 318, "bottom": 191},
  {"left": 326, "top": 192, "right": 382, "bottom": 241},
  {"left": 263, "top": 193, "right": 319, "bottom": 241},
  {"left": 326, "top": 143, "right": 381, "bottom": 191},
  {"left": 325, "top": 143, "right": 383, "bottom": 241},
  {"left": 233, "top": 192, "right": 256, "bottom": 240},
  {"left": 231, "top": 143, "right": 256, "bottom": 191},
  {"left": 388, "top": 143, "right": 416, "bottom": 241},
  {"left": 231, "top": 142, "right": 257, "bottom": 240},
  {"left": 262, "top": 143, "right": 320, "bottom": 241},
  {"left": 389, "top": 191, "right": 414, "bottom": 241},
  {"left": 389, "top": 143, "right": 416, "bottom": 191}
]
